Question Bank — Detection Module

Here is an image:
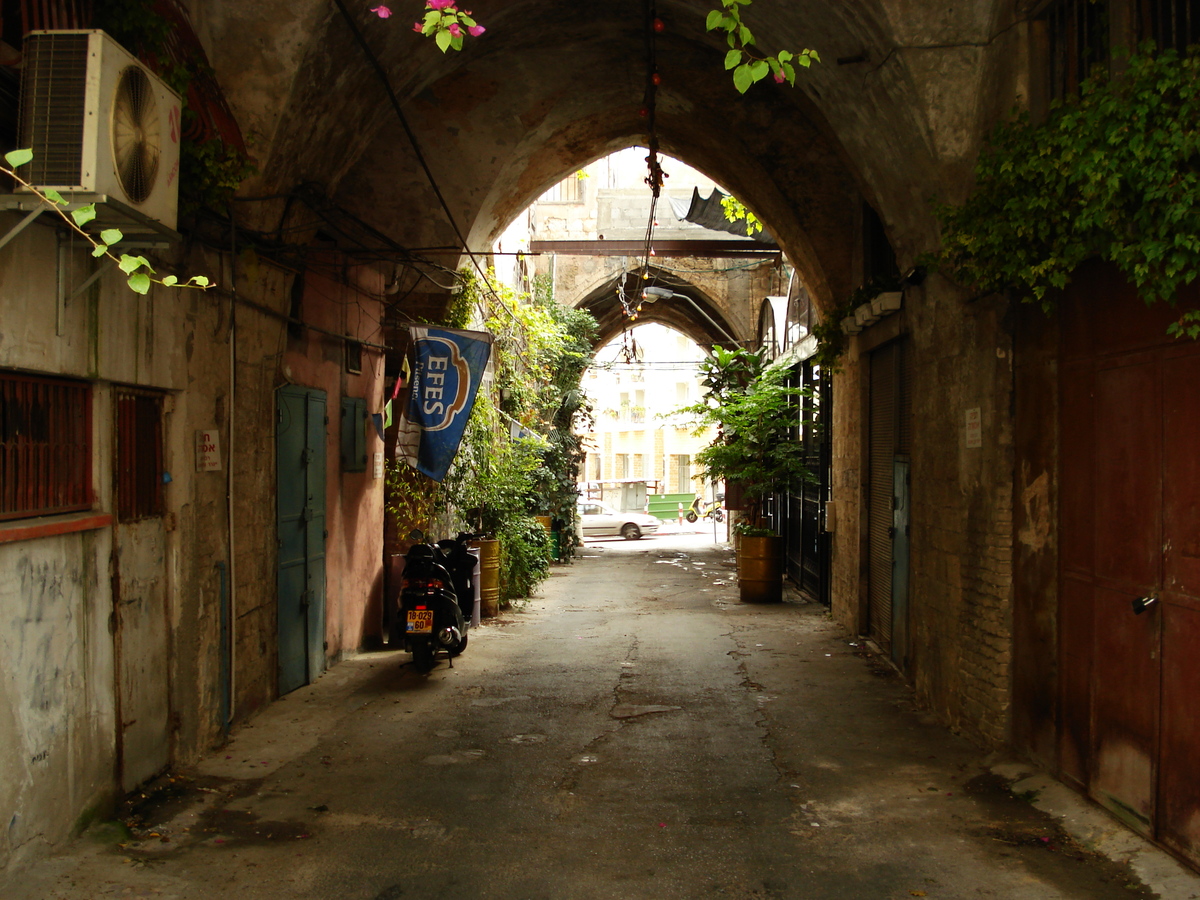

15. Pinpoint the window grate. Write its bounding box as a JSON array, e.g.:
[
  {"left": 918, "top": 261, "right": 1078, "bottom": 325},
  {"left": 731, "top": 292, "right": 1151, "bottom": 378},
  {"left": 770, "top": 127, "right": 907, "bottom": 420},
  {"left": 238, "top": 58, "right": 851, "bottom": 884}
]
[
  {"left": 1138, "top": 0, "right": 1200, "bottom": 52},
  {"left": 116, "top": 389, "right": 164, "bottom": 521},
  {"left": 0, "top": 371, "right": 92, "bottom": 521},
  {"left": 1045, "top": 0, "right": 1111, "bottom": 102}
]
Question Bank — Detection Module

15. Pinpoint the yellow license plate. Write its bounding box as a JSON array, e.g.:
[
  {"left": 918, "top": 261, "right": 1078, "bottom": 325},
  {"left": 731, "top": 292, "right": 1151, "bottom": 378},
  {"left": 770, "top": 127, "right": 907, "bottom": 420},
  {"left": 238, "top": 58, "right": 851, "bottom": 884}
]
[{"left": 406, "top": 610, "right": 433, "bottom": 634}]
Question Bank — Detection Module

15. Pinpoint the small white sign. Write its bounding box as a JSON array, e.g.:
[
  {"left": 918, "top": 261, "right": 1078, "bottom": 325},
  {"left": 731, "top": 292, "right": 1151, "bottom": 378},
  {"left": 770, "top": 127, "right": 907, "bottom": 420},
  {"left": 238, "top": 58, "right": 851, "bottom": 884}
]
[
  {"left": 196, "top": 429, "right": 222, "bottom": 471},
  {"left": 373, "top": 451, "right": 384, "bottom": 480},
  {"left": 965, "top": 408, "right": 982, "bottom": 449}
]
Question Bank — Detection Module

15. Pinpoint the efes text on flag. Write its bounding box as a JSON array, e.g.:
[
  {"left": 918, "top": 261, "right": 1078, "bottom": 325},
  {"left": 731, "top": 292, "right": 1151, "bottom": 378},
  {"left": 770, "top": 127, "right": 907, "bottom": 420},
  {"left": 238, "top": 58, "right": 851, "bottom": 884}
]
[{"left": 401, "top": 326, "right": 492, "bottom": 481}]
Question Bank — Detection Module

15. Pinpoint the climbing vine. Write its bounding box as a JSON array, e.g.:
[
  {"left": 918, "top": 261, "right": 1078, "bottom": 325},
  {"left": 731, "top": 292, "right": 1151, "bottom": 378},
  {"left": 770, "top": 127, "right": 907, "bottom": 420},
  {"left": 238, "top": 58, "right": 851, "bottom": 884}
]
[
  {"left": 706, "top": 0, "right": 819, "bottom": 93},
  {"left": 388, "top": 270, "right": 597, "bottom": 603},
  {"left": 372, "top": 0, "right": 485, "bottom": 50},
  {"left": 936, "top": 48, "right": 1200, "bottom": 338},
  {"left": 377, "top": 0, "right": 816, "bottom": 92},
  {"left": 721, "top": 195, "right": 763, "bottom": 236},
  {"left": 1, "top": 150, "right": 210, "bottom": 295}
]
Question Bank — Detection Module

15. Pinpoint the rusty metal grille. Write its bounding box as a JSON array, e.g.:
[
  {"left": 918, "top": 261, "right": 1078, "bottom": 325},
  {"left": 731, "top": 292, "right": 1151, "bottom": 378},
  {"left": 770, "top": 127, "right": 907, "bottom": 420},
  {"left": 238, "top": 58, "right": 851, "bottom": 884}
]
[
  {"left": 17, "top": 30, "right": 89, "bottom": 186},
  {"left": 17, "top": 0, "right": 94, "bottom": 32},
  {"left": 1138, "top": 0, "right": 1200, "bottom": 52},
  {"left": 116, "top": 388, "right": 163, "bottom": 521},
  {"left": 1044, "top": 0, "right": 1111, "bottom": 101},
  {"left": 0, "top": 371, "right": 92, "bottom": 521}
]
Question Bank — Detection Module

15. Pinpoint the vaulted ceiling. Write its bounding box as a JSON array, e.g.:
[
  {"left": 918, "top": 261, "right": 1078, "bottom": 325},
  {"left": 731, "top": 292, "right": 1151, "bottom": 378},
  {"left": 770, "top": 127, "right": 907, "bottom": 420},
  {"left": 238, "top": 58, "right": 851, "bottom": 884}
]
[{"left": 192, "top": 0, "right": 1018, "bottom": 316}]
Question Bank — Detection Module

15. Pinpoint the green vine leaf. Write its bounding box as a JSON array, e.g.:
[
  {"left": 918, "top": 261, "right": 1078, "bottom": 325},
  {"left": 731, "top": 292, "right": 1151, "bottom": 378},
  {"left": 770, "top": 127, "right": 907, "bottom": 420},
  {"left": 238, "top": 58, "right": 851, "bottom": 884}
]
[
  {"left": 733, "top": 63, "right": 755, "bottom": 93},
  {"left": 118, "top": 254, "right": 151, "bottom": 275},
  {"left": 4, "top": 148, "right": 32, "bottom": 168},
  {"left": 71, "top": 204, "right": 97, "bottom": 227},
  {"left": 127, "top": 271, "right": 152, "bottom": 295}
]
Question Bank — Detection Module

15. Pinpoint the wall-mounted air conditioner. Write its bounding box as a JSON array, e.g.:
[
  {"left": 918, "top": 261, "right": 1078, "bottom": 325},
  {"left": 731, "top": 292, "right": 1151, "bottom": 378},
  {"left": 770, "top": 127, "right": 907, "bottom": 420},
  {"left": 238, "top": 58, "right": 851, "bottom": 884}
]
[{"left": 17, "top": 30, "right": 181, "bottom": 231}]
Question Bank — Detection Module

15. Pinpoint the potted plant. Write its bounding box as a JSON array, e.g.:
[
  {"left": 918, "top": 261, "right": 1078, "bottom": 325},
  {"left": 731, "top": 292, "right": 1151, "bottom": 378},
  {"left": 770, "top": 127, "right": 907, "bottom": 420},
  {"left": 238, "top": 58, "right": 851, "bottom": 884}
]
[{"left": 682, "top": 347, "right": 813, "bottom": 602}]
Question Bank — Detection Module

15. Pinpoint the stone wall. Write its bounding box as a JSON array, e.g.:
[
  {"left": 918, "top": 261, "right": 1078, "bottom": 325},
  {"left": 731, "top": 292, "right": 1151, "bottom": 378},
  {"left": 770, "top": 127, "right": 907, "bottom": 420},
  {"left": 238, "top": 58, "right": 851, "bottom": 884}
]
[{"left": 0, "top": 212, "right": 385, "bottom": 869}]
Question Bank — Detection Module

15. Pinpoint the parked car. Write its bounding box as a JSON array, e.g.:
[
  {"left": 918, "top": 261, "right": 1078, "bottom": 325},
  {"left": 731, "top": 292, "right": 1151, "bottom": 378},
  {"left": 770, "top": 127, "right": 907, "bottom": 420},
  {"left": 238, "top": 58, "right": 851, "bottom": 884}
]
[{"left": 577, "top": 500, "right": 661, "bottom": 540}]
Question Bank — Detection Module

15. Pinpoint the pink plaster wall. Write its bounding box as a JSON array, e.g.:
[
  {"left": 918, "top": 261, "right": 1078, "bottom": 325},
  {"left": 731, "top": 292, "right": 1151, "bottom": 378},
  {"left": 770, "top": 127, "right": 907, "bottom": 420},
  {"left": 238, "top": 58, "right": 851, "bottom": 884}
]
[{"left": 282, "top": 258, "right": 386, "bottom": 661}]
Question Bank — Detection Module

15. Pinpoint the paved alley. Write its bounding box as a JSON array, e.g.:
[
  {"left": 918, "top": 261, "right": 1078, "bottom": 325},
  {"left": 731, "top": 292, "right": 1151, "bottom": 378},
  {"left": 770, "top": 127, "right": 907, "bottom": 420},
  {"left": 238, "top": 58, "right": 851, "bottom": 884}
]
[{"left": 4, "top": 534, "right": 1197, "bottom": 900}]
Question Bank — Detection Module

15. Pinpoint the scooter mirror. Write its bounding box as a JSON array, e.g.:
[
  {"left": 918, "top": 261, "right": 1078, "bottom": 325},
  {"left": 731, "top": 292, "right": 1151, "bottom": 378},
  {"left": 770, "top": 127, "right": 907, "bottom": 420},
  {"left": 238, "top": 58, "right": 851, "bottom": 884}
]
[{"left": 408, "top": 529, "right": 425, "bottom": 542}]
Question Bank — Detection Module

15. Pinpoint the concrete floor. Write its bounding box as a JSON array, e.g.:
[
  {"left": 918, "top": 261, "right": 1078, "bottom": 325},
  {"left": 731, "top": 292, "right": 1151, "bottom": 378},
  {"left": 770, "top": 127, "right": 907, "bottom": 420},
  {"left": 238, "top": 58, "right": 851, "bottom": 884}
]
[{"left": 5, "top": 533, "right": 1200, "bottom": 899}]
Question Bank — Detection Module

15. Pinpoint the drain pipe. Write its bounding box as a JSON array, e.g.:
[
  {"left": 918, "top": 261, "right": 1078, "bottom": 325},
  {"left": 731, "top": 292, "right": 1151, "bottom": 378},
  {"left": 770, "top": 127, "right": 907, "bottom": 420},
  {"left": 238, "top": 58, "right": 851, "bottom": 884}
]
[{"left": 226, "top": 214, "right": 239, "bottom": 728}]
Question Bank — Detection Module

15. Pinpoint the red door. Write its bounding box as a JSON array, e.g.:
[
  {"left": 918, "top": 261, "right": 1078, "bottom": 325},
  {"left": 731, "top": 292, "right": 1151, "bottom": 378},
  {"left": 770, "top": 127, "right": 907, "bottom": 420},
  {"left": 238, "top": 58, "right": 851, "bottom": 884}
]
[
  {"left": 1057, "top": 262, "right": 1200, "bottom": 862},
  {"left": 1158, "top": 350, "right": 1200, "bottom": 861}
]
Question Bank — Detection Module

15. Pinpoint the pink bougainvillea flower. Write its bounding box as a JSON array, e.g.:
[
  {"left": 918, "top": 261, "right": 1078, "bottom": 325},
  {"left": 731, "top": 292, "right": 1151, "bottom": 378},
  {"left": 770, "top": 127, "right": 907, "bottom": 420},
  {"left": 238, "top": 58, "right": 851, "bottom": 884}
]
[
  {"left": 468, "top": 24, "right": 485, "bottom": 36},
  {"left": 447, "top": 21, "right": 462, "bottom": 37},
  {"left": 370, "top": 5, "right": 392, "bottom": 17},
  {"left": 412, "top": 20, "right": 423, "bottom": 31},
  {"left": 427, "top": 0, "right": 456, "bottom": 9},
  {"left": 773, "top": 70, "right": 786, "bottom": 83}
]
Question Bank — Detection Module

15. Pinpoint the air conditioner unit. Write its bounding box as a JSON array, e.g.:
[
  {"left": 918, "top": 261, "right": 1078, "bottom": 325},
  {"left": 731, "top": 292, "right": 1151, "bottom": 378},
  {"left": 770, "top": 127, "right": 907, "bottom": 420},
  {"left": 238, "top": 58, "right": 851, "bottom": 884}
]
[{"left": 17, "top": 30, "right": 181, "bottom": 232}]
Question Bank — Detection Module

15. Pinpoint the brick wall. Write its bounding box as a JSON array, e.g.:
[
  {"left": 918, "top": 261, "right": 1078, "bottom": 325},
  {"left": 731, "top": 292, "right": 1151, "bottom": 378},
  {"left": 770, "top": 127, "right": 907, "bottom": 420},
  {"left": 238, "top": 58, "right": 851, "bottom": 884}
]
[{"left": 831, "top": 281, "right": 1016, "bottom": 748}]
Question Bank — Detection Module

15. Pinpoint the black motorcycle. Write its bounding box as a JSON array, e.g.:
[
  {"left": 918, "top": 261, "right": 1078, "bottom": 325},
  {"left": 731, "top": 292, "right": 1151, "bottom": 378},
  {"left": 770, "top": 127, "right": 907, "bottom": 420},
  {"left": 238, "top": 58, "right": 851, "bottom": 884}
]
[{"left": 396, "top": 530, "right": 476, "bottom": 671}]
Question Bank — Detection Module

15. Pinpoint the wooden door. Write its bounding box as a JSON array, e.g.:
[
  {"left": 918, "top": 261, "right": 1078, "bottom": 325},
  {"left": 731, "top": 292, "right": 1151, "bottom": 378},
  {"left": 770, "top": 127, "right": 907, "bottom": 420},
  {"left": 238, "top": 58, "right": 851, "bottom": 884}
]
[{"left": 1057, "top": 261, "right": 1200, "bottom": 863}]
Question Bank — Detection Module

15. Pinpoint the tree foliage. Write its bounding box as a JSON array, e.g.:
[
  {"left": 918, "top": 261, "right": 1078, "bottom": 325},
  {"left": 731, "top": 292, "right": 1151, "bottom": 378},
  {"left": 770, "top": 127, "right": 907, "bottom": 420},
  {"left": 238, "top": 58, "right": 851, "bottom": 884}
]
[
  {"left": 679, "top": 348, "right": 812, "bottom": 534},
  {"left": 389, "top": 270, "right": 597, "bottom": 603}
]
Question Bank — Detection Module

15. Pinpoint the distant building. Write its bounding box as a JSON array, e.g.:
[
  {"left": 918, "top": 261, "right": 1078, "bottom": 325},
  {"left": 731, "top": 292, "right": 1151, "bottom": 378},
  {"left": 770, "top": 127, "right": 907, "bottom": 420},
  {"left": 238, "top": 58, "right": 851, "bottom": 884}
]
[{"left": 582, "top": 323, "right": 716, "bottom": 510}]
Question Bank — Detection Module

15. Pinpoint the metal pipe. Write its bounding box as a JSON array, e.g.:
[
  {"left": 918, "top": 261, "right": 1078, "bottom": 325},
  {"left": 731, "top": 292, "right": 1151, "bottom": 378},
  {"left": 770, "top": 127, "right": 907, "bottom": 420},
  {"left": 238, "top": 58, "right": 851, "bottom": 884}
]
[{"left": 227, "top": 225, "right": 238, "bottom": 725}]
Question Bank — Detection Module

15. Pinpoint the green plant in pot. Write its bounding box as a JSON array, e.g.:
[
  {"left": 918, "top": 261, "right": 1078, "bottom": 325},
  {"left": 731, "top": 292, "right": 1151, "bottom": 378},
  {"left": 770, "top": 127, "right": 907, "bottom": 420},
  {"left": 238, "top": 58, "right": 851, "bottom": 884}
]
[{"left": 682, "top": 347, "right": 813, "bottom": 602}]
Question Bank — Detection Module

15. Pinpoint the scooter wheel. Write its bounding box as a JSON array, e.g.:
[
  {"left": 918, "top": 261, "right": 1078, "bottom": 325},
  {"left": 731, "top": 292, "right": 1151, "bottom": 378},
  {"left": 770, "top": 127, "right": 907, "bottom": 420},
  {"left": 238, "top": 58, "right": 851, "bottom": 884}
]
[
  {"left": 448, "top": 632, "right": 468, "bottom": 657},
  {"left": 685, "top": 512, "right": 698, "bottom": 523},
  {"left": 412, "top": 641, "right": 435, "bottom": 672}
]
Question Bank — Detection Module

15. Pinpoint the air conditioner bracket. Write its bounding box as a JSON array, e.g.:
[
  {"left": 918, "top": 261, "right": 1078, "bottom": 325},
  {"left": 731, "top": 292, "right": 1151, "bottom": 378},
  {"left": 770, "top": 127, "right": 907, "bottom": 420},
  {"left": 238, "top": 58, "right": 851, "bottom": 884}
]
[{"left": 0, "top": 192, "right": 182, "bottom": 249}]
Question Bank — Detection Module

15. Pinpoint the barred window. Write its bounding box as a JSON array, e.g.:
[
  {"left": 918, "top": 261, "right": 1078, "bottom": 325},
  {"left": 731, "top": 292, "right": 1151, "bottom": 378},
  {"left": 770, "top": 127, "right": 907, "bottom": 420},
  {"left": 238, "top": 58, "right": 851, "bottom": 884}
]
[
  {"left": 116, "top": 389, "right": 164, "bottom": 521},
  {"left": 541, "top": 174, "right": 583, "bottom": 203},
  {"left": 0, "top": 372, "right": 92, "bottom": 521},
  {"left": 1044, "top": 0, "right": 1111, "bottom": 101},
  {"left": 1138, "top": 0, "right": 1200, "bottom": 52}
]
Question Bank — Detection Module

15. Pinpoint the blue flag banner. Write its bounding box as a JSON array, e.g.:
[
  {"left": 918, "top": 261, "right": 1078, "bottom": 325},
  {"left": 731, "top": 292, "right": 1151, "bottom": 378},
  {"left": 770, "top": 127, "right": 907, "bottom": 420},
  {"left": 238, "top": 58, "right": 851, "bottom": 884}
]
[{"left": 401, "top": 326, "right": 492, "bottom": 482}]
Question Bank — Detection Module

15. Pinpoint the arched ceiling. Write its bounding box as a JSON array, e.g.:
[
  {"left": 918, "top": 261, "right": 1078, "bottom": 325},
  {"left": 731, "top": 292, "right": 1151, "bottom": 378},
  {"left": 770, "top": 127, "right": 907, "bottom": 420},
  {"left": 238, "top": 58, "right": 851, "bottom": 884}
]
[{"left": 195, "top": 0, "right": 1017, "bottom": 320}]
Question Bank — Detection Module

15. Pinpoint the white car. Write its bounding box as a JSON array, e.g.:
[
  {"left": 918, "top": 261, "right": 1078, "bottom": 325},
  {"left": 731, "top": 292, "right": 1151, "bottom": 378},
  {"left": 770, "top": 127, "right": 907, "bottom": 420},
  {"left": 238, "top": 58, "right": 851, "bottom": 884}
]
[{"left": 577, "top": 500, "right": 661, "bottom": 540}]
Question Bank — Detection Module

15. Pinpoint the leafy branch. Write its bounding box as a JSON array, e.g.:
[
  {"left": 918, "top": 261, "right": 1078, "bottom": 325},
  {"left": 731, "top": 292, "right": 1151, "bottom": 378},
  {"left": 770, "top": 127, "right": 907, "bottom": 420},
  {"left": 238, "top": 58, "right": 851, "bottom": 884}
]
[
  {"left": 706, "top": 0, "right": 819, "bottom": 94},
  {"left": 372, "top": 1, "right": 486, "bottom": 52},
  {"left": 936, "top": 47, "right": 1200, "bottom": 325},
  {"left": 2, "top": 149, "right": 210, "bottom": 295},
  {"left": 721, "top": 195, "right": 763, "bottom": 235}
]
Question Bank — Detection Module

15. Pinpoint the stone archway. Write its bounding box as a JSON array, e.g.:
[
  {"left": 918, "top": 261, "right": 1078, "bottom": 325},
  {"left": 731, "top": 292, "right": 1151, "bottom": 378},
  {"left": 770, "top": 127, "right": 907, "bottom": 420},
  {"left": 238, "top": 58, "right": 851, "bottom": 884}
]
[{"left": 572, "top": 266, "right": 757, "bottom": 350}]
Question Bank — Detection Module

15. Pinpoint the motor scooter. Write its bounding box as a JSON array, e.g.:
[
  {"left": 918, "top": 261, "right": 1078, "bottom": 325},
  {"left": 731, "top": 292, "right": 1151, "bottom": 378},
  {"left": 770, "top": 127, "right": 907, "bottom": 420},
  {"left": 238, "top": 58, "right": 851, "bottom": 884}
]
[
  {"left": 396, "top": 530, "right": 476, "bottom": 672},
  {"left": 685, "top": 494, "right": 725, "bottom": 523}
]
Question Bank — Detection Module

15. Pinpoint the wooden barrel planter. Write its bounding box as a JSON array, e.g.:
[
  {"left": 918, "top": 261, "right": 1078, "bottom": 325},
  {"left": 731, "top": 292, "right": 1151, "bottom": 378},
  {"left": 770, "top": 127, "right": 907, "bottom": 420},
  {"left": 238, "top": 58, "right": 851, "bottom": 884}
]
[
  {"left": 737, "top": 534, "right": 783, "bottom": 603},
  {"left": 477, "top": 538, "right": 500, "bottom": 617}
]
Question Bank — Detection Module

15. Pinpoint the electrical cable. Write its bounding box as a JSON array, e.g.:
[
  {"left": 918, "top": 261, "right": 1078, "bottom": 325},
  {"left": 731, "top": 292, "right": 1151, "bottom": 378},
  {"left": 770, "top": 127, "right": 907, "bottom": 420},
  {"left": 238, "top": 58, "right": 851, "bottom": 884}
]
[{"left": 330, "top": 0, "right": 528, "bottom": 340}]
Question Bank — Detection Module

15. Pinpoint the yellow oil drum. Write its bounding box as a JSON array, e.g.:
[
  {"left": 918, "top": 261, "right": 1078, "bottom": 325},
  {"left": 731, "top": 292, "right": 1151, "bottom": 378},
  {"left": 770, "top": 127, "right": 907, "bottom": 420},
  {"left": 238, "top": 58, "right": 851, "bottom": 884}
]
[
  {"left": 737, "top": 534, "right": 783, "bottom": 603},
  {"left": 477, "top": 539, "right": 500, "bottom": 617}
]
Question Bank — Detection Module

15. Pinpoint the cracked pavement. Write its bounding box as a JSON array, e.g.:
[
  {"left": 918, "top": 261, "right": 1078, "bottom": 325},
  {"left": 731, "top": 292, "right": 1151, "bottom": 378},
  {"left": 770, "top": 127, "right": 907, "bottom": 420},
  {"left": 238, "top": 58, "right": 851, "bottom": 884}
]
[{"left": 3, "top": 533, "right": 1196, "bottom": 899}]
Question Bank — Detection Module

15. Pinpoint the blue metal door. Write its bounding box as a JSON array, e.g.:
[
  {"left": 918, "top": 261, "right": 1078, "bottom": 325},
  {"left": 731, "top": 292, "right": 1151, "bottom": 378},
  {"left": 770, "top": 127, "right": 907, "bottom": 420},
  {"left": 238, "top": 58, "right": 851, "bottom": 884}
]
[
  {"left": 277, "top": 386, "right": 327, "bottom": 695},
  {"left": 891, "top": 458, "right": 911, "bottom": 669}
]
